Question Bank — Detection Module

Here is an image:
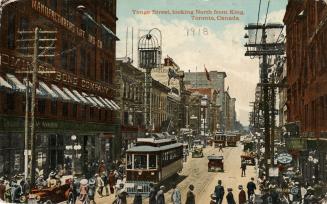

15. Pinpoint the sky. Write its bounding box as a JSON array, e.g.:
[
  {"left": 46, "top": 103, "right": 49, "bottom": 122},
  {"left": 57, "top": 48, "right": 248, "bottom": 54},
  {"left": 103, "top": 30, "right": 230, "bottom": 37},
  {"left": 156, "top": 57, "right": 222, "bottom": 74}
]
[{"left": 116, "top": 0, "right": 288, "bottom": 126}]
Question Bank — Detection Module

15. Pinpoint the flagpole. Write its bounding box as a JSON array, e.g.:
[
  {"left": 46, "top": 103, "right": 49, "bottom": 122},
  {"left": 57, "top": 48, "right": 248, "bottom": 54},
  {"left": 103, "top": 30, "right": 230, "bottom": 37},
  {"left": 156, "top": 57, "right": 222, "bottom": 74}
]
[{"left": 195, "top": 66, "right": 197, "bottom": 88}]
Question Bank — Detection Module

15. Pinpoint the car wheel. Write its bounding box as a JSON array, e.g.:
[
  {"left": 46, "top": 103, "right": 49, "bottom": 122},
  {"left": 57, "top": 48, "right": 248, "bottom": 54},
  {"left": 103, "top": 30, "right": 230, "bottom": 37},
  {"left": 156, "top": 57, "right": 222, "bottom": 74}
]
[{"left": 44, "top": 200, "right": 52, "bottom": 204}]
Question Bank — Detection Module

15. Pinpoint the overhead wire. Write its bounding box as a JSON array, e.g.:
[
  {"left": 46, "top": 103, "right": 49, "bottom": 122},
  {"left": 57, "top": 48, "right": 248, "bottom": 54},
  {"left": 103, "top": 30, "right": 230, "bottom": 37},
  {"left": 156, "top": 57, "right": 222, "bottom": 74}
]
[
  {"left": 263, "top": 0, "right": 271, "bottom": 26},
  {"left": 251, "top": 0, "right": 262, "bottom": 59}
]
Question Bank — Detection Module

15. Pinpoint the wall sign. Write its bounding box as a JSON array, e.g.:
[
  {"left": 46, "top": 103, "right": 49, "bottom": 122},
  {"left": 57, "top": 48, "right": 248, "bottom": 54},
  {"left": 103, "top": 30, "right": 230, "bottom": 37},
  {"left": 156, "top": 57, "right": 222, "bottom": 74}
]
[
  {"left": 31, "top": 0, "right": 103, "bottom": 49},
  {"left": 0, "top": 49, "right": 111, "bottom": 94}
]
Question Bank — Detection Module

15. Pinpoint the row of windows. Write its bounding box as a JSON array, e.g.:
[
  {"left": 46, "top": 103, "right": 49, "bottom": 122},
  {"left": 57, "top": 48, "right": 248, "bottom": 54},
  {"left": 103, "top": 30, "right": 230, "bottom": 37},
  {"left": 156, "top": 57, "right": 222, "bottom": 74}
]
[
  {"left": 303, "top": 95, "right": 327, "bottom": 131},
  {"left": 5, "top": 8, "right": 114, "bottom": 83},
  {"left": 161, "top": 148, "right": 183, "bottom": 166},
  {"left": 123, "top": 82, "right": 143, "bottom": 102}
]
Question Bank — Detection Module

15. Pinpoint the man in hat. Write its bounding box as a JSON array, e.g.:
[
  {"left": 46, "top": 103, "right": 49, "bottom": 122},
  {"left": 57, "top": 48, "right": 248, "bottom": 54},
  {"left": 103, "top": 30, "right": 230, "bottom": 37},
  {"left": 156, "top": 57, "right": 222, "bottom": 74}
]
[
  {"left": 218, "top": 144, "right": 223, "bottom": 152},
  {"left": 98, "top": 160, "right": 106, "bottom": 175},
  {"left": 148, "top": 183, "right": 157, "bottom": 204},
  {"left": 226, "top": 188, "right": 236, "bottom": 204},
  {"left": 214, "top": 180, "right": 225, "bottom": 204},
  {"left": 156, "top": 185, "right": 165, "bottom": 204},
  {"left": 88, "top": 178, "right": 96, "bottom": 203},
  {"left": 0, "top": 178, "right": 5, "bottom": 201},
  {"left": 185, "top": 184, "right": 195, "bottom": 204},
  {"left": 47, "top": 171, "right": 57, "bottom": 188},
  {"left": 246, "top": 177, "right": 256, "bottom": 200},
  {"left": 101, "top": 172, "right": 109, "bottom": 196},
  {"left": 117, "top": 183, "right": 128, "bottom": 204},
  {"left": 133, "top": 186, "right": 143, "bottom": 204},
  {"left": 240, "top": 160, "right": 246, "bottom": 177},
  {"left": 171, "top": 183, "right": 181, "bottom": 204},
  {"left": 238, "top": 185, "right": 246, "bottom": 204}
]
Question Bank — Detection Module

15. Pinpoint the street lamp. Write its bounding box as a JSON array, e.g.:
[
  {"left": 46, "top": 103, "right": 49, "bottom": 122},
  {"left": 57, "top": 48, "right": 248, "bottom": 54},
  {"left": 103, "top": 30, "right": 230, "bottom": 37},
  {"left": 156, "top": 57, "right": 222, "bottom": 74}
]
[
  {"left": 138, "top": 28, "right": 162, "bottom": 131},
  {"left": 70, "top": 135, "right": 77, "bottom": 175},
  {"left": 201, "top": 95, "right": 208, "bottom": 147}
]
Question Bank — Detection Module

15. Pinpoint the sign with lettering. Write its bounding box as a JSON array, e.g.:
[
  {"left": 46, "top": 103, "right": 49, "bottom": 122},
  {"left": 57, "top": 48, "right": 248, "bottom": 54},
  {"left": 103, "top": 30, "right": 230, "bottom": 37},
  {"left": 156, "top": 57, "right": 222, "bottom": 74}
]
[
  {"left": 0, "top": 116, "right": 119, "bottom": 133},
  {"left": 0, "top": 49, "right": 111, "bottom": 95},
  {"left": 31, "top": 0, "right": 103, "bottom": 49},
  {"left": 286, "top": 138, "right": 307, "bottom": 150}
]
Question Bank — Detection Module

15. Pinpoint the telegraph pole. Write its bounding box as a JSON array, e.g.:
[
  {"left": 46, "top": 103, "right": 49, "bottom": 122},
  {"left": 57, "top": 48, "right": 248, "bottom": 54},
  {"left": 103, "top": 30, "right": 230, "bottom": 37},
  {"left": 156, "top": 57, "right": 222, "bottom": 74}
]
[
  {"left": 17, "top": 28, "right": 57, "bottom": 185},
  {"left": 30, "top": 27, "right": 39, "bottom": 186},
  {"left": 24, "top": 70, "right": 29, "bottom": 180},
  {"left": 244, "top": 23, "right": 284, "bottom": 178},
  {"left": 261, "top": 26, "right": 270, "bottom": 177}
]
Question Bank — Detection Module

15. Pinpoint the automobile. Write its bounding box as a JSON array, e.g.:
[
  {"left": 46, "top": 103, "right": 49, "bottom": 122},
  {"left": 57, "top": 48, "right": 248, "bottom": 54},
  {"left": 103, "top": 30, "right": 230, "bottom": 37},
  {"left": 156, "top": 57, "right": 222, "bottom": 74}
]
[
  {"left": 241, "top": 152, "right": 256, "bottom": 165},
  {"left": 207, "top": 155, "right": 224, "bottom": 172},
  {"left": 192, "top": 145, "right": 204, "bottom": 158},
  {"left": 25, "top": 177, "right": 72, "bottom": 204}
]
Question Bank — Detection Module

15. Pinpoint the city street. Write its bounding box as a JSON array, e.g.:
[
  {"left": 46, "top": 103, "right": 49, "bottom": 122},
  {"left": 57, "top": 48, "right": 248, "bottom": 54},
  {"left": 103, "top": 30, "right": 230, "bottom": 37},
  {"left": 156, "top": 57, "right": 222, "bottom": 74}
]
[{"left": 93, "top": 142, "right": 257, "bottom": 204}]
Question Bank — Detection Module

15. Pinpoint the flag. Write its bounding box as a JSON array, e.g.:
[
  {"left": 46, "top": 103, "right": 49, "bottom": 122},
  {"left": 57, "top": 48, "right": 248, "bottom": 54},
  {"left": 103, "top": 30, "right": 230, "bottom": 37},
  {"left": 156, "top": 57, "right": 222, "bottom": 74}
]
[
  {"left": 227, "top": 86, "right": 229, "bottom": 92},
  {"left": 204, "top": 64, "right": 211, "bottom": 81}
]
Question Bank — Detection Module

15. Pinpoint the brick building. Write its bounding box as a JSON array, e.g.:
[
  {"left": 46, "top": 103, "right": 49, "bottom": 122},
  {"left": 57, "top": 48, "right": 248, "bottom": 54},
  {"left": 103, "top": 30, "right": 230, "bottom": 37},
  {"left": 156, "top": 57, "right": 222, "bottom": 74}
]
[
  {"left": 284, "top": 0, "right": 327, "bottom": 182},
  {"left": 0, "top": 0, "right": 120, "bottom": 177},
  {"left": 116, "top": 58, "right": 144, "bottom": 152}
]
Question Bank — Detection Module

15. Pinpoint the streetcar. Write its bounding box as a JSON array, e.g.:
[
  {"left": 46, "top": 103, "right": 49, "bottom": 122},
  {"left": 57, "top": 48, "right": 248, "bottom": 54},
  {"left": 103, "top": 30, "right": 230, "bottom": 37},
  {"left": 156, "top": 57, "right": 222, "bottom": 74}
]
[
  {"left": 226, "top": 134, "right": 238, "bottom": 147},
  {"left": 125, "top": 138, "right": 183, "bottom": 195},
  {"left": 213, "top": 132, "right": 226, "bottom": 148}
]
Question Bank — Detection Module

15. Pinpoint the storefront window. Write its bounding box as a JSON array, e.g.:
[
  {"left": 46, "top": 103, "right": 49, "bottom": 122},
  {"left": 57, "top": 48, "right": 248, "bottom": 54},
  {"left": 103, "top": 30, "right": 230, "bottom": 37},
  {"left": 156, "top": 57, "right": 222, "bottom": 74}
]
[
  {"left": 51, "top": 101, "right": 57, "bottom": 115},
  {"left": 62, "top": 102, "right": 68, "bottom": 117},
  {"left": 134, "top": 154, "right": 147, "bottom": 169},
  {"left": 6, "top": 93, "right": 15, "bottom": 111},
  {"left": 0, "top": 155, "right": 3, "bottom": 174},
  {"left": 37, "top": 152, "right": 46, "bottom": 168}
]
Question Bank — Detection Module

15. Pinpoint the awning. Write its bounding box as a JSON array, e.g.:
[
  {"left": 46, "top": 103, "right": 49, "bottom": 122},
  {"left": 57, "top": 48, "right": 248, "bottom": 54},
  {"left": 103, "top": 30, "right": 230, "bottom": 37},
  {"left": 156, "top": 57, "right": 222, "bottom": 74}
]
[
  {"left": 98, "top": 97, "right": 113, "bottom": 110},
  {"left": 6, "top": 73, "right": 25, "bottom": 91},
  {"left": 0, "top": 76, "right": 12, "bottom": 89},
  {"left": 72, "top": 90, "right": 90, "bottom": 104},
  {"left": 101, "top": 23, "right": 120, "bottom": 41},
  {"left": 82, "top": 92, "right": 98, "bottom": 107},
  {"left": 104, "top": 98, "right": 118, "bottom": 110},
  {"left": 23, "top": 78, "right": 43, "bottom": 96},
  {"left": 109, "top": 99, "right": 120, "bottom": 110},
  {"left": 63, "top": 87, "right": 80, "bottom": 103},
  {"left": 91, "top": 96, "right": 106, "bottom": 108},
  {"left": 51, "top": 84, "right": 71, "bottom": 101},
  {"left": 39, "top": 81, "right": 59, "bottom": 99}
]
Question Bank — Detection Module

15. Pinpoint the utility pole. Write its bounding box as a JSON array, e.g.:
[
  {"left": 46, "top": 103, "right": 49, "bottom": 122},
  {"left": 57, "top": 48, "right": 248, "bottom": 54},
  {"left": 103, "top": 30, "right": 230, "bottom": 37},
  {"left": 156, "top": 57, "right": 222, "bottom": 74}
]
[
  {"left": 270, "top": 75, "right": 276, "bottom": 167},
  {"left": 24, "top": 70, "right": 29, "bottom": 180},
  {"left": 244, "top": 23, "right": 284, "bottom": 178},
  {"left": 30, "top": 27, "right": 39, "bottom": 186},
  {"left": 16, "top": 28, "right": 57, "bottom": 185}
]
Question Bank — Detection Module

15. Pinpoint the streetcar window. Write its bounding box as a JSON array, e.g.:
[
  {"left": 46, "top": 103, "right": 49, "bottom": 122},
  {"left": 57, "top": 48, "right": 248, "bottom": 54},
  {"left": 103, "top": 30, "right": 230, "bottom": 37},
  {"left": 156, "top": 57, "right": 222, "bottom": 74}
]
[
  {"left": 127, "top": 154, "right": 132, "bottom": 169},
  {"left": 149, "top": 155, "right": 156, "bottom": 169},
  {"left": 134, "top": 155, "right": 147, "bottom": 169}
]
